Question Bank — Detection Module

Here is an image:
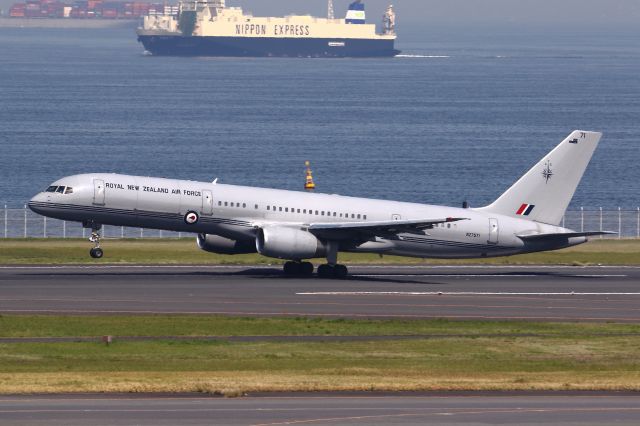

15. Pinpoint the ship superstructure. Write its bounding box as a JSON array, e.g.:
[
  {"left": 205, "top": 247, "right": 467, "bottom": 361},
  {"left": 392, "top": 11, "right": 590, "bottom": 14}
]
[{"left": 137, "top": 0, "right": 399, "bottom": 57}]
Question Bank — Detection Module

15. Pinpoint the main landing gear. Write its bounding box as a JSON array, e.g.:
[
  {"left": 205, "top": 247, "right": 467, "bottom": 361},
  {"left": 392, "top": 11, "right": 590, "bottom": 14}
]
[
  {"left": 282, "top": 241, "right": 349, "bottom": 279},
  {"left": 283, "top": 261, "right": 314, "bottom": 277},
  {"left": 317, "top": 263, "right": 348, "bottom": 279},
  {"left": 87, "top": 223, "right": 104, "bottom": 259},
  {"left": 318, "top": 240, "right": 349, "bottom": 279}
]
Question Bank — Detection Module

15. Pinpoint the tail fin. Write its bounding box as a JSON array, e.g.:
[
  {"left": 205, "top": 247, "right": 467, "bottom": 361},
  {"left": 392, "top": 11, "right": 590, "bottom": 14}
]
[{"left": 478, "top": 130, "right": 602, "bottom": 225}]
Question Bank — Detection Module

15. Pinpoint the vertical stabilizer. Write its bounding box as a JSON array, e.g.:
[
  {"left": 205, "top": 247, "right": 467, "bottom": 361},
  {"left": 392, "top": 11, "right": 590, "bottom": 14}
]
[{"left": 478, "top": 131, "right": 602, "bottom": 225}]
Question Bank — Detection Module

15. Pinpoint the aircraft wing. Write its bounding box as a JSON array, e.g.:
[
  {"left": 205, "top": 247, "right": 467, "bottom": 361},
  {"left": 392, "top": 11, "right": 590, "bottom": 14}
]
[
  {"left": 517, "top": 231, "right": 616, "bottom": 241},
  {"left": 307, "top": 217, "right": 469, "bottom": 239}
]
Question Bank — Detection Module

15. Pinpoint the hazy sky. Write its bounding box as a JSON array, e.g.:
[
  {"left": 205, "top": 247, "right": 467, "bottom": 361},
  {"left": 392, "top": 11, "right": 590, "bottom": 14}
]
[
  {"left": 232, "top": 0, "right": 640, "bottom": 26},
  {"left": 1, "top": 0, "right": 638, "bottom": 27}
]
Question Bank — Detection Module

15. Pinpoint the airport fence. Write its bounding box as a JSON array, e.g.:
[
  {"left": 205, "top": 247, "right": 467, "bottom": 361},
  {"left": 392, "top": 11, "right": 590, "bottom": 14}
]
[{"left": 0, "top": 205, "right": 639, "bottom": 239}]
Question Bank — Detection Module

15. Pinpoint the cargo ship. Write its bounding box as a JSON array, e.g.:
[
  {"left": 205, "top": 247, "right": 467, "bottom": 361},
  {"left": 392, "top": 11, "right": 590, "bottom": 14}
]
[{"left": 137, "top": 0, "right": 399, "bottom": 58}]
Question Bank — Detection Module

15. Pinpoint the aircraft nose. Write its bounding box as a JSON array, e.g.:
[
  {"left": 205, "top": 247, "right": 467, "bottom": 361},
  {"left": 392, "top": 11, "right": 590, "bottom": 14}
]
[{"left": 28, "top": 192, "right": 47, "bottom": 214}]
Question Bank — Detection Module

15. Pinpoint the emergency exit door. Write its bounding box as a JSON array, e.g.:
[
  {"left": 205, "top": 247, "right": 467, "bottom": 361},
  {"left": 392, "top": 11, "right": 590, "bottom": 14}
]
[
  {"left": 488, "top": 218, "right": 499, "bottom": 244},
  {"left": 93, "top": 179, "right": 105, "bottom": 206},
  {"left": 202, "top": 190, "right": 214, "bottom": 215}
]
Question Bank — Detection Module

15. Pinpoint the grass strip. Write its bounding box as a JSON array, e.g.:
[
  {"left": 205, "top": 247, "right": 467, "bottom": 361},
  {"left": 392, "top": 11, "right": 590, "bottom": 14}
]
[
  {"left": 1, "top": 336, "right": 639, "bottom": 394},
  {"left": 1, "top": 239, "right": 639, "bottom": 265},
  {"left": 0, "top": 316, "right": 640, "bottom": 393},
  {"left": 2, "top": 315, "right": 640, "bottom": 338}
]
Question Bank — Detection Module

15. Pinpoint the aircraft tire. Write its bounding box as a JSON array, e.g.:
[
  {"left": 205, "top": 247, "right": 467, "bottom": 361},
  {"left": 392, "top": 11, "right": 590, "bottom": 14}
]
[
  {"left": 90, "top": 248, "right": 104, "bottom": 259},
  {"left": 333, "top": 264, "right": 348, "bottom": 279},
  {"left": 283, "top": 261, "right": 300, "bottom": 276},
  {"left": 317, "top": 264, "right": 334, "bottom": 278},
  {"left": 300, "top": 262, "right": 314, "bottom": 276}
]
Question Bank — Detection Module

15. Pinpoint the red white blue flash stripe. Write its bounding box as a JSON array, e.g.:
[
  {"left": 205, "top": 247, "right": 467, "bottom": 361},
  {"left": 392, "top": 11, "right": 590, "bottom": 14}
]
[{"left": 516, "top": 203, "right": 535, "bottom": 216}]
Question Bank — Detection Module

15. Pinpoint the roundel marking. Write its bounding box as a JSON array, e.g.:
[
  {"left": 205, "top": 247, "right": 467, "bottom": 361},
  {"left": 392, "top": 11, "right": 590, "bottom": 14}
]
[{"left": 184, "top": 211, "right": 199, "bottom": 225}]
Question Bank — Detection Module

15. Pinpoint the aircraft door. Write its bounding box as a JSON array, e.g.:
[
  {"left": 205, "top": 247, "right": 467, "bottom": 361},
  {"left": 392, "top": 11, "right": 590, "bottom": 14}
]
[
  {"left": 93, "top": 179, "right": 105, "bottom": 206},
  {"left": 202, "top": 190, "right": 214, "bottom": 215},
  {"left": 488, "top": 218, "right": 499, "bottom": 244}
]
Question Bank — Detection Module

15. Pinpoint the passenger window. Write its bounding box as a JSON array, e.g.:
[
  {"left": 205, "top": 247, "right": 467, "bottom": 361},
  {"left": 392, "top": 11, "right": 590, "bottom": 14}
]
[
  {"left": 56, "top": 186, "right": 65, "bottom": 194},
  {"left": 303, "top": 209, "right": 307, "bottom": 214},
  {"left": 243, "top": 203, "right": 246, "bottom": 208},
  {"left": 224, "top": 202, "right": 228, "bottom": 206},
  {"left": 447, "top": 223, "right": 451, "bottom": 228},
  {"left": 255, "top": 204, "right": 258, "bottom": 209},
  {"left": 218, "top": 201, "right": 222, "bottom": 206},
  {"left": 267, "top": 206, "right": 270, "bottom": 211},
  {"left": 65, "top": 187, "right": 73, "bottom": 194},
  {"left": 357, "top": 214, "right": 361, "bottom": 219},
  {"left": 297, "top": 209, "right": 301, "bottom": 213},
  {"left": 351, "top": 214, "right": 355, "bottom": 219},
  {"left": 363, "top": 215, "right": 367, "bottom": 220},
  {"left": 279, "top": 207, "right": 283, "bottom": 212},
  {"left": 285, "top": 208, "right": 289, "bottom": 212},
  {"left": 333, "top": 212, "right": 337, "bottom": 217},
  {"left": 315, "top": 210, "right": 319, "bottom": 215},
  {"left": 321, "top": 211, "right": 325, "bottom": 216},
  {"left": 339, "top": 213, "right": 343, "bottom": 218}
]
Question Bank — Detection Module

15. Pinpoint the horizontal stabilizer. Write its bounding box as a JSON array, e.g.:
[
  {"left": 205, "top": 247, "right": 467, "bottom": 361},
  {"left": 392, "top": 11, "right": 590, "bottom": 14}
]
[{"left": 517, "top": 231, "right": 616, "bottom": 241}]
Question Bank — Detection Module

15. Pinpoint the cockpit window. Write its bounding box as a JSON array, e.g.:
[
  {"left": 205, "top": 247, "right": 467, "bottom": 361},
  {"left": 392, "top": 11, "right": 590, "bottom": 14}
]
[{"left": 45, "top": 185, "right": 73, "bottom": 194}]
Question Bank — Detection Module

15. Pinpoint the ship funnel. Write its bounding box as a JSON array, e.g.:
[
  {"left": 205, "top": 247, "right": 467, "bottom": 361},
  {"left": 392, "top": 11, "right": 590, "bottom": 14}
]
[{"left": 345, "top": 0, "right": 365, "bottom": 24}]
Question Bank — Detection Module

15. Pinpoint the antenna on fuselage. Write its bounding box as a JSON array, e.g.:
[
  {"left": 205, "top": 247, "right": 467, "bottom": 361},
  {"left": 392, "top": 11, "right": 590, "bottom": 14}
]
[{"left": 304, "top": 161, "right": 316, "bottom": 191}]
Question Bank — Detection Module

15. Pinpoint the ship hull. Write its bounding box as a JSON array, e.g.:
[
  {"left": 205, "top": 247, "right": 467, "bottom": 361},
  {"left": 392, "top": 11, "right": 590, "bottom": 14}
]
[{"left": 137, "top": 34, "right": 400, "bottom": 58}]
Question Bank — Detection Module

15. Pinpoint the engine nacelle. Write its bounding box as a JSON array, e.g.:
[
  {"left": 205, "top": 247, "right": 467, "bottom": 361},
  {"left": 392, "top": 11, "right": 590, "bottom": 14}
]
[
  {"left": 256, "top": 226, "right": 325, "bottom": 260},
  {"left": 197, "top": 234, "right": 256, "bottom": 255}
]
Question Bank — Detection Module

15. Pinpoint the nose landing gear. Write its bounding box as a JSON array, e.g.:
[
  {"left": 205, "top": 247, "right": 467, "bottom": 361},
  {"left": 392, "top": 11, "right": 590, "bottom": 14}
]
[{"left": 86, "top": 222, "right": 104, "bottom": 259}]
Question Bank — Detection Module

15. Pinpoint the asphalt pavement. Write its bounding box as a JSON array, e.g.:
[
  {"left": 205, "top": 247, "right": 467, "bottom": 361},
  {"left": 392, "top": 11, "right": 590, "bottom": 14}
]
[
  {"left": 1, "top": 265, "right": 639, "bottom": 321},
  {"left": 1, "top": 393, "right": 640, "bottom": 425}
]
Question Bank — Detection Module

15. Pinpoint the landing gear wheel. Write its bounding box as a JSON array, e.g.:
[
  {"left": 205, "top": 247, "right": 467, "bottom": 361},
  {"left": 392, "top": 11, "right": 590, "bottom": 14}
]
[
  {"left": 283, "top": 261, "right": 301, "bottom": 276},
  {"left": 317, "top": 264, "right": 334, "bottom": 279},
  {"left": 89, "top": 247, "right": 104, "bottom": 259},
  {"left": 317, "top": 264, "right": 348, "bottom": 279},
  {"left": 300, "top": 262, "right": 314, "bottom": 276},
  {"left": 333, "top": 264, "right": 348, "bottom": 279},
  {"left": 87, "top": 223, "right": 103, "bottom": 259}
]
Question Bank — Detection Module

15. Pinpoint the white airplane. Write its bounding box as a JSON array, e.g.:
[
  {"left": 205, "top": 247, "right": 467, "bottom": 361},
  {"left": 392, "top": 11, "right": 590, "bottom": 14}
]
[{"left": 29, "top": 130, "right": 612, "bottom": 278}]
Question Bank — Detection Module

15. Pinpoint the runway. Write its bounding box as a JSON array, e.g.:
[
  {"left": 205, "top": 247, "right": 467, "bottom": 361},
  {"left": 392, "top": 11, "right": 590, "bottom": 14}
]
[
  {"left": 1, "top": 265, "right": 639, "bottom": 321},
  {"left": 1, "top": 393, "right": 640, "bottom": 425}
]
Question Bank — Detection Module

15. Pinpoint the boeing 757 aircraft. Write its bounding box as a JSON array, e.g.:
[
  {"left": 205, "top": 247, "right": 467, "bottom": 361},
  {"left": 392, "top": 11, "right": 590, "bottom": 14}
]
[{"left": 29, "top": 131, "right": 612, "bottom": 278}]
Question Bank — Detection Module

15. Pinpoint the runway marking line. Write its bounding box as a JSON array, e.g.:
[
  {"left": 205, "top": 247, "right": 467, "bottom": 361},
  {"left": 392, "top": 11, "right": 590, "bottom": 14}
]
[
  {"left": 298, "top": 291, "right": 640, "bottom": 296},
  {"left": 354, "top": 274, "right": 627, "bottom": 278}
]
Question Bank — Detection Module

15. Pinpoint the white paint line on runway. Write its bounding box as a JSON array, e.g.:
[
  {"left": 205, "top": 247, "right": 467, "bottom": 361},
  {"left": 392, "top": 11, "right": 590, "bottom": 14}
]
[
  {"left": 353, "top": 274, "right": 627, "bottom": 278},
  {"left": 0, "top": 265, "right": 638, "bottom": 270},
  {"left": 297, "top": 291, "right": 640, "bottom": 296}
]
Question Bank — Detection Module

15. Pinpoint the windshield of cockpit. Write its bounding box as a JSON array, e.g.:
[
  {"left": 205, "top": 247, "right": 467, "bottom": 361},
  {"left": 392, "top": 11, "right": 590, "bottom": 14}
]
[{"left": 46, "top": 185, "right": 73, "bottom": 194}]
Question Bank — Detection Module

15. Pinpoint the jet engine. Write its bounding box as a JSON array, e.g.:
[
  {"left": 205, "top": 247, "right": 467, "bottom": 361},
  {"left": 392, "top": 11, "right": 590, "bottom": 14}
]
[
  {"left": 256, "top": 226, "right": 325, "bottom": 260},
  {"left": 197, "top": 234, "right": 257, "bottom": 255}
]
